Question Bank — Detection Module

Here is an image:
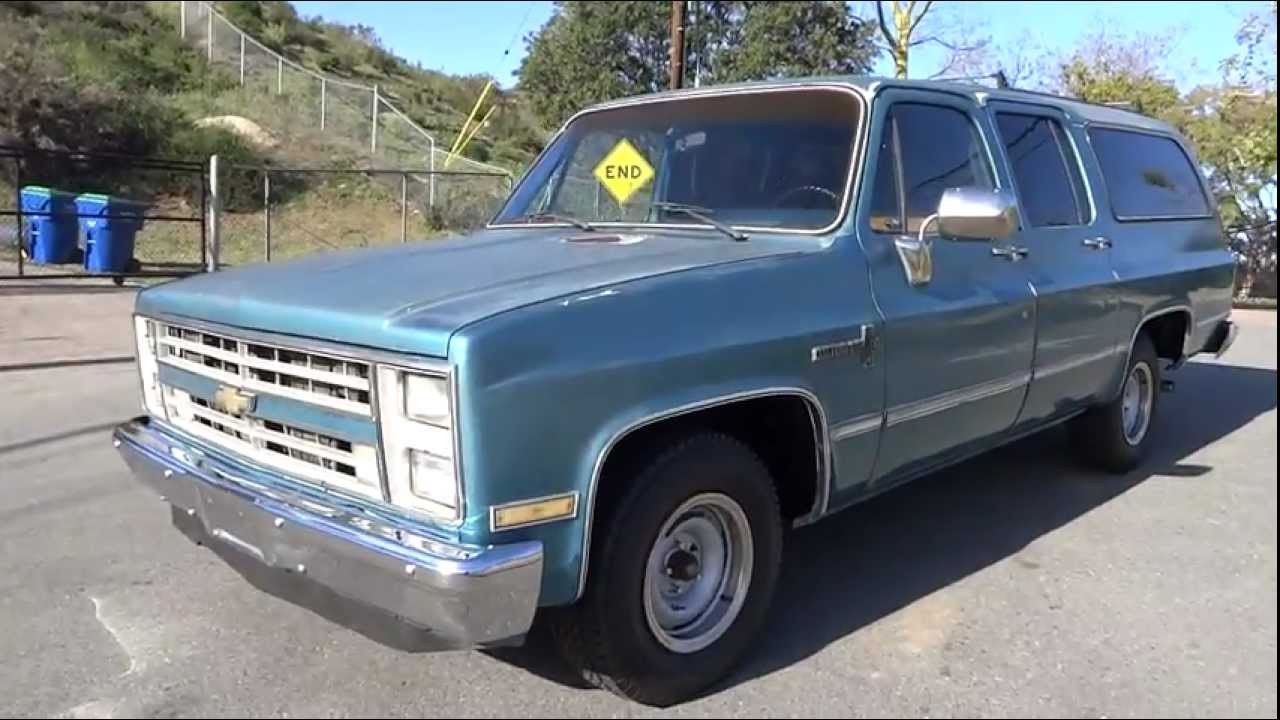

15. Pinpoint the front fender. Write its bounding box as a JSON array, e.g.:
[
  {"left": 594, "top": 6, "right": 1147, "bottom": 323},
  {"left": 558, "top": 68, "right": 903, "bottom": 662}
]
[{"left": 448, "top": 246, "right": 875, "bottom": 606}]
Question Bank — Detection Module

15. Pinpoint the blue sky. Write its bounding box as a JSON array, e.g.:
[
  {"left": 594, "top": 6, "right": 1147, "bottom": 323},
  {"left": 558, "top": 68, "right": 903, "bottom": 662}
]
[{"left": 291, "top": 1, "right": 1269, "bottom": 89}]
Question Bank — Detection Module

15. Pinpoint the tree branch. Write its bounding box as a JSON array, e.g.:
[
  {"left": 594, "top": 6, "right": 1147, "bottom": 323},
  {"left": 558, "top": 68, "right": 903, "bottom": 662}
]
[
  {"left": 907, "top": 0, "right": 934, "bottom": 38},
  {"left": 910, "top": 34, "right": 987, "bottom": 52},
  {"left": 929, "top": 53, "right": 962, "bottom": 79},
  {"left": 875, "top": 2, "right": 895, "bottom": 46}
]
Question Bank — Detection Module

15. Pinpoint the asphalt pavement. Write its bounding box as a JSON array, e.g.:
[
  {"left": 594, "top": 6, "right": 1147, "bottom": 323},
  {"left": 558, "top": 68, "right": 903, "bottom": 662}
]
[{"left": 1, "top": 288, "right": 1275, "bottom": 718}]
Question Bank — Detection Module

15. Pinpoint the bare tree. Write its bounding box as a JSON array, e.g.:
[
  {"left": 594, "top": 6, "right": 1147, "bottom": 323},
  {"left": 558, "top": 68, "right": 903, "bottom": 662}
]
[
  {"left": 873, "top": 1, "right": 986, "bottom": 79},
  {"left": 940, "top": 30, "right": 1050, "bottom": 89}
]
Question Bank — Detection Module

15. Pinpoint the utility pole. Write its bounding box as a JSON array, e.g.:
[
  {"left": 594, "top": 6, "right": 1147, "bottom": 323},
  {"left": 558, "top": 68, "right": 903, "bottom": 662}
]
[{"left": 669, "top": 0, "right": 686, "bottom": 90}]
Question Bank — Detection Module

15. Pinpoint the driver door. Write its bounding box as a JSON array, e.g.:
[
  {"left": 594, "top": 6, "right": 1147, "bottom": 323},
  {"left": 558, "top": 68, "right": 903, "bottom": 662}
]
[{"left": 858, "top": 89, "right": 1037, "bottom": 485}]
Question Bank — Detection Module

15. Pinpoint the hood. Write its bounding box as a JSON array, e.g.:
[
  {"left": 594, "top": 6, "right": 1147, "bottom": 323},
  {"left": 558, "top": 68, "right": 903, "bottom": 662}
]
[{"left": 137, "top": 227, "right": 806, "bottom": 357}]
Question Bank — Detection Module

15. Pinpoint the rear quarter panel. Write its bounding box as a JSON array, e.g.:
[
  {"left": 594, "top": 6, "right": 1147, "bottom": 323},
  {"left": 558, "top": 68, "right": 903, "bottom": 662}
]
[{"left": 1078, "top": 125, "right": 1235, "bottom": 394}]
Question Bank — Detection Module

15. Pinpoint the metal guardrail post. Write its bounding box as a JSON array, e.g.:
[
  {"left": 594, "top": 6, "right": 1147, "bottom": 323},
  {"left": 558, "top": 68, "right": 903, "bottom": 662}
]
[
  {"left": 263, "top": 170, "right": 272, "bottom": 262},
  {"left": 239, "top": 34, "right": 245, "bottom": 86},
  {"left": 400, "top": 173, "right": 408, "bottom": 243},
  {"left": 207, "top": 9, "right": 213, "bottom": 61},
  {"left": 207, "top": 154, "right": 221, "bottom": 272},
  {"left": 371, "top": 85, "right": 380, "bottom": 153},
  {"left": 277, "top": 57, "right": 283, "bottom": 95},
  {"left": 320, "top": 78, "right": 327, "bottom": 131},
  {"left": 180, "top": 0, "right": 186, "bottom": 39}
]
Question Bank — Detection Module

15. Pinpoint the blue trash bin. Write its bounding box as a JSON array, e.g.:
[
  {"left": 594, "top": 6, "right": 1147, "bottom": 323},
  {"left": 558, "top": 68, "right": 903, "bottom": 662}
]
[
  {"left": 75, "top": 193, "right": 147, "bottom": 274},
  {"left": 20, "top": 186, "right": 79, "bottom": 264}
]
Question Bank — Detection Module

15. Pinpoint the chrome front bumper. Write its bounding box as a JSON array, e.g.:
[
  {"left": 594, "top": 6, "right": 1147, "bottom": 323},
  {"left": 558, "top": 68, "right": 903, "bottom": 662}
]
[{"left": 113, "top": 416, "right": 542, "bottom": 647}]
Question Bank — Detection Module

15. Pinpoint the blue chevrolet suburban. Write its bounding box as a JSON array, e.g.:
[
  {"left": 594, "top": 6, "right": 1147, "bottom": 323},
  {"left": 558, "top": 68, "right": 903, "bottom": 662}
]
[{"left": 114, "top": 77, "right": 1238, "bottom": 706}]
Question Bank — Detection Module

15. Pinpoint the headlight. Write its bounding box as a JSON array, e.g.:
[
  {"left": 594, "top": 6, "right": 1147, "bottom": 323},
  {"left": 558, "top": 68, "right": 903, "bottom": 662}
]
[
  {"left": 403, "top": 373, "right": 451, "bottom": 427},
  {"left": 376, "top": 366, "right": 459, "bottom": 521},
  {"left": 133, "top": 316, "right": 167, "bottom": 419}
]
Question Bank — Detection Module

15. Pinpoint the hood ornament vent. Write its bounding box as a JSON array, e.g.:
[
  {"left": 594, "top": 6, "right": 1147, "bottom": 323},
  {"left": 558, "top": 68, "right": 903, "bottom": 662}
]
[{"left": 563, "top": 233, "right": 646, "bottom": 245}]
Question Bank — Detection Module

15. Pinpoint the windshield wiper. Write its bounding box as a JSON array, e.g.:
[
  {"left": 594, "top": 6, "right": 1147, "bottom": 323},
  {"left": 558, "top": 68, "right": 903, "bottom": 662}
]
[
  {"left": 651, "top": 202, "right": 748, "bottom": 242},
  {"left": 516, "top": 212, "right": 595, "bottom": 231}
]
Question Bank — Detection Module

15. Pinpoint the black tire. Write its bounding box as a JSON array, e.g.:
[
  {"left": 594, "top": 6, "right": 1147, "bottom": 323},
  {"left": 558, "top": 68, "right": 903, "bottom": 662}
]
[
  {"left": 549, "top": 433, "right": 783, "bottom": 707},
  {"left": 1071, "top": 331, "right": 1162, "bottom": 473}
]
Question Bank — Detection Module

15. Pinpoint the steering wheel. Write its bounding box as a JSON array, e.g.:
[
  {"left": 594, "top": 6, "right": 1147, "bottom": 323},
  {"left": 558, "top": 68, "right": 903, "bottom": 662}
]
[{"left": 772, "top": 184, "right": 840, "bottom": 208}]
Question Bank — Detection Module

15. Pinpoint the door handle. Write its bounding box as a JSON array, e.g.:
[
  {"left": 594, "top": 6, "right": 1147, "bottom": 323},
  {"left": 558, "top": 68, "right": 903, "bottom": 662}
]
[
  {"left": 1082, "top": 236, "right": 1112, "bottom": 250},
  {"left": 991, "top": 245, "right": 1030, "bottom": 261}
]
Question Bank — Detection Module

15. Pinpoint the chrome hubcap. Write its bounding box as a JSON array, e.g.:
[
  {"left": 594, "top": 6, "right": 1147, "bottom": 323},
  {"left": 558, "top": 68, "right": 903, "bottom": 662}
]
[
  {"left": 643, "top": 493, "right": 753, "bottom": 654},
  {"left": 1122, "top": 362, "right": 1154, "bottom": 446}
]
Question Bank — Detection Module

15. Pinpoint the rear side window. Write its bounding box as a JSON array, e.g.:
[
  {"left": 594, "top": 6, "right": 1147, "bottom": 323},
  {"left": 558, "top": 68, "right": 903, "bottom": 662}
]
[
  {"left": 1088, "top": 127, "right": 1210, "bottom": 220},
  {"left": 995, "top": 113, "right": 1089, "bottom": 227}
]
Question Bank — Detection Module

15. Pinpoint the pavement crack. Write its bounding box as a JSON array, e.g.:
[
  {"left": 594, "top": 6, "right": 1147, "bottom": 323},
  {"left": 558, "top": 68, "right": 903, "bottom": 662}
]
[{"left": 89, "top": 596, "right": 140, "bottom": 678}]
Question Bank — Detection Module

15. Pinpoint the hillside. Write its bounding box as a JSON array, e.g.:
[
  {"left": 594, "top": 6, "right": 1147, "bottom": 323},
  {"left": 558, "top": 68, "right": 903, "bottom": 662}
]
[
  {"left": 0, "top": 1, "right": 547, "bottom": 268},
  {"left": 0, "top": 2, "right": 545, "bottom": 165},
  {"left": 211, "top": 1, "right": 546, "bottom": 169}
]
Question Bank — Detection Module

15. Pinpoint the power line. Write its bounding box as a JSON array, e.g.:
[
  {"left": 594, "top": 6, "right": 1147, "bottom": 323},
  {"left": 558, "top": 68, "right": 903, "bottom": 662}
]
[{"left": 502, "top": 1, "right": 538, "bottom": 58}]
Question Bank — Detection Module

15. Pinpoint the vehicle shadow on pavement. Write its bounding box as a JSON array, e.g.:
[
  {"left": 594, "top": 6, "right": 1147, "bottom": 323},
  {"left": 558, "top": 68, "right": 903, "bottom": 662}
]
[
  {"left": 496, "top": 360, "right": 1278, "bottom": 698},
  {"left": 186, "top": 361, "right": 1276, "bottom": 699},
  {"left": 728, "top": 360, "right": 1276, "bottom": 696}
]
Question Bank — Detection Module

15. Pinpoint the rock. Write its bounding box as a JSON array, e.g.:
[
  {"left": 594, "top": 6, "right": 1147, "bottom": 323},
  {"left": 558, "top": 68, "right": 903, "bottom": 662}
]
[{"left": 194, "top": 115, "right": 278, "bottom": 150}]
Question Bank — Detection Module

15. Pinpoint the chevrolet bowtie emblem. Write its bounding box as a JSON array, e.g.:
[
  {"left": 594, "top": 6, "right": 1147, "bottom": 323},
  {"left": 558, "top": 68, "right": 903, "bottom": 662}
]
[{"left": 212, "top": 385, "right": 256, "bottom": 416}]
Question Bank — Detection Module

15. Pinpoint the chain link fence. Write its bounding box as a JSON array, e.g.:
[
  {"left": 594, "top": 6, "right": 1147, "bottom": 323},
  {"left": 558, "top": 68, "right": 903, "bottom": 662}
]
[
  {"left": 176, "top": 1, "right": 513, "bottom": 229},
  {"left": 214, "top": 164, "right": 509, "bottom": 268}
]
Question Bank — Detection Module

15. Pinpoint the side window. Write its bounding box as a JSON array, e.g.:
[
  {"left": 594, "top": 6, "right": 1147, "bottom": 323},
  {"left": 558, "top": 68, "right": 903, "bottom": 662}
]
[
  {"left": 1088, "top": 127, "right": 1211, "bottom": 219},
  {"left": 868, "top": 120, "right": 902, "bottom": 233},
  {"left": 869, "top": 103, "right": 994, "bottom": 233},
  {"left": 995, "top": 113, "right": 1089, "bottom": 227}
]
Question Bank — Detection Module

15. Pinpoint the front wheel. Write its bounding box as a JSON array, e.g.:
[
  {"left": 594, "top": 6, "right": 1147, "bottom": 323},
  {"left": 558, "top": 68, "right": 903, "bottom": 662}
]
[
  {"left": 1071, "top": 331, "right": 1162, "bottom": 472},
  {"left": 550, "top": 433, "right": 782, "bottom": 706}
]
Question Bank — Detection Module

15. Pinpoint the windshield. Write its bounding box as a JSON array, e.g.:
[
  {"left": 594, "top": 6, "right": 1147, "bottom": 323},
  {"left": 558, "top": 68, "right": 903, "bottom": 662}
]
[{"left": 494, "top": 88, "right": 862, "bottom": 232}]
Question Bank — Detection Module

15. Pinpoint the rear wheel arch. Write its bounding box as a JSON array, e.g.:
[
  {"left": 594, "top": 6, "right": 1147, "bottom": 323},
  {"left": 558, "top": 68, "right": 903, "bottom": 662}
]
[
  {"left": 1140, "top": 307, "right": 1193, "bottom": 362},
  {"left": 1117, "top": 305, "right": 1192, "bottom": 395},
  {"left": 576, "top": 388, "right": 829, "bottom": 601}
]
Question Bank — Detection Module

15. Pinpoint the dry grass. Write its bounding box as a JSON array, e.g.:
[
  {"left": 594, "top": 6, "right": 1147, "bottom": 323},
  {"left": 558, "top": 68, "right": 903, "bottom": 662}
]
[{"left": 0, "top": 180, "right": 447, "bottom": 276}]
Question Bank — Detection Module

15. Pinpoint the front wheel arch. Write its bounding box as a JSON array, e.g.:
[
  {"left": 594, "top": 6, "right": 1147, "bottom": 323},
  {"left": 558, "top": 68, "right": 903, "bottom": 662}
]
[{"left": 576, "top": 388, "right": 828, "bottom": 602}]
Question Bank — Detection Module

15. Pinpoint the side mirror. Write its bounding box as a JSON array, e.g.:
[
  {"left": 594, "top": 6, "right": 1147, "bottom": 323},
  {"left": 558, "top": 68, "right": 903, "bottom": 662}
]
[{"left": 935, "top": 187, "right": 1019, "bottom": 241}]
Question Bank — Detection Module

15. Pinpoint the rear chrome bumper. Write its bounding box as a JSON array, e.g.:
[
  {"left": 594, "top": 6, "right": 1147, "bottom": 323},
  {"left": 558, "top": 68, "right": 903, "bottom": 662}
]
[
  {"left": 1204, "top": 319, "right": 1240, "bottom": 358},
  {"left": 113, "top": 416, "right": 542, "bottom": 647}
]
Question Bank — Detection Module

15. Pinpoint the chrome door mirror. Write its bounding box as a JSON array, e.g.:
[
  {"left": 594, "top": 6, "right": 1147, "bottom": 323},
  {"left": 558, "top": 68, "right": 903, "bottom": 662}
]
[{"left": 935, "top": 187, "right": 1019, "bottom": 241}]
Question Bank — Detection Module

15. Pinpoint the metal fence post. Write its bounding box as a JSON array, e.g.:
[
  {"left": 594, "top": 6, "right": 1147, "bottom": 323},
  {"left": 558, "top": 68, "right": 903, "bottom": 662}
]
[
  {"left": 207, "top": 8, "right": 213, "bottom": 61},
  {"left": 320, "top": 78, "right": 327, "bottom": 131},
  {"left": 371, "top": 85, "right": 380, "bottom": 153},
  {"left": 239, "top": 34, "right": 245, "bottom": 86},
  {"left": 207, "top": 154, "right": 221, "bottom": 272},
  {"left": 180, "top": 0, "right": 186, "bottom": 39},
  {"left": 13, "top": 159, "right": 24, "bottom": 278},
  {"left": 263, "top": 170, "right": 272, "bottom": 262},
  {"left": 428, "top": 137, "right": 436, "bottom": 209},
  {"left": 400, "top": 173, "right": 408, "bottom": 243},
  {"left": 277, "top": 57, "right": 283, "bottom": 95}
]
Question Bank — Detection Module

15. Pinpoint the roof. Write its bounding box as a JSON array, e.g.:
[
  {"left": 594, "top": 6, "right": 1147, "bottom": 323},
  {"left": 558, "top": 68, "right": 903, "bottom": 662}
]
[{"left": 585, "top": 75, "right": 1175, "bottom": 134}]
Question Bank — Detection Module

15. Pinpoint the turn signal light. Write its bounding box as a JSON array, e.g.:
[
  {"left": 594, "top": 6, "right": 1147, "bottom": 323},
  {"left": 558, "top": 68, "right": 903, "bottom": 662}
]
[{"left": 491, "top": 493, "right": 578, "bottom": 531}]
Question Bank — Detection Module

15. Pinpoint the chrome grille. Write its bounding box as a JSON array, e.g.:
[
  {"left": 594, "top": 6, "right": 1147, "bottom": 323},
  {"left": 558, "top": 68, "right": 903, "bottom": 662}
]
[
  {"left": 163, "top": 385, "right": 380, "bottom": 497},
  {"left": 155, "top": 323, "right": 372, "bottom": 416}
]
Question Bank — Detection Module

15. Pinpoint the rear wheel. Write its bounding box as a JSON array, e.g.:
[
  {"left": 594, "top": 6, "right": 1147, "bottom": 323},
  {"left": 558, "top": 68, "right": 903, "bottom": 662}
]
[
  {"left": 1071, "top": 331, "right": 1161, "bottom": 472},
  {"left": 550, "top": 433, "right": 782, "bottom": 707}
]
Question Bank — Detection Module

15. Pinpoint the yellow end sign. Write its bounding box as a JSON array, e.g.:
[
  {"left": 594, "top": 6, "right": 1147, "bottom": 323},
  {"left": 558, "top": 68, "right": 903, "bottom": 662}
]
[{"left": 593, "top": 138, "right": 655, "bottom": 205}]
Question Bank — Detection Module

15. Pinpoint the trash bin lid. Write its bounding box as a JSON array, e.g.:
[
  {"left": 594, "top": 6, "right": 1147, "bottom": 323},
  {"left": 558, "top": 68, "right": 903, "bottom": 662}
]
[
  {"left": 20, "top": 185, "right": 77, "bottom": 197},
  {"left": 74, "top": 192, "right": 148, "bottom": 209}
]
